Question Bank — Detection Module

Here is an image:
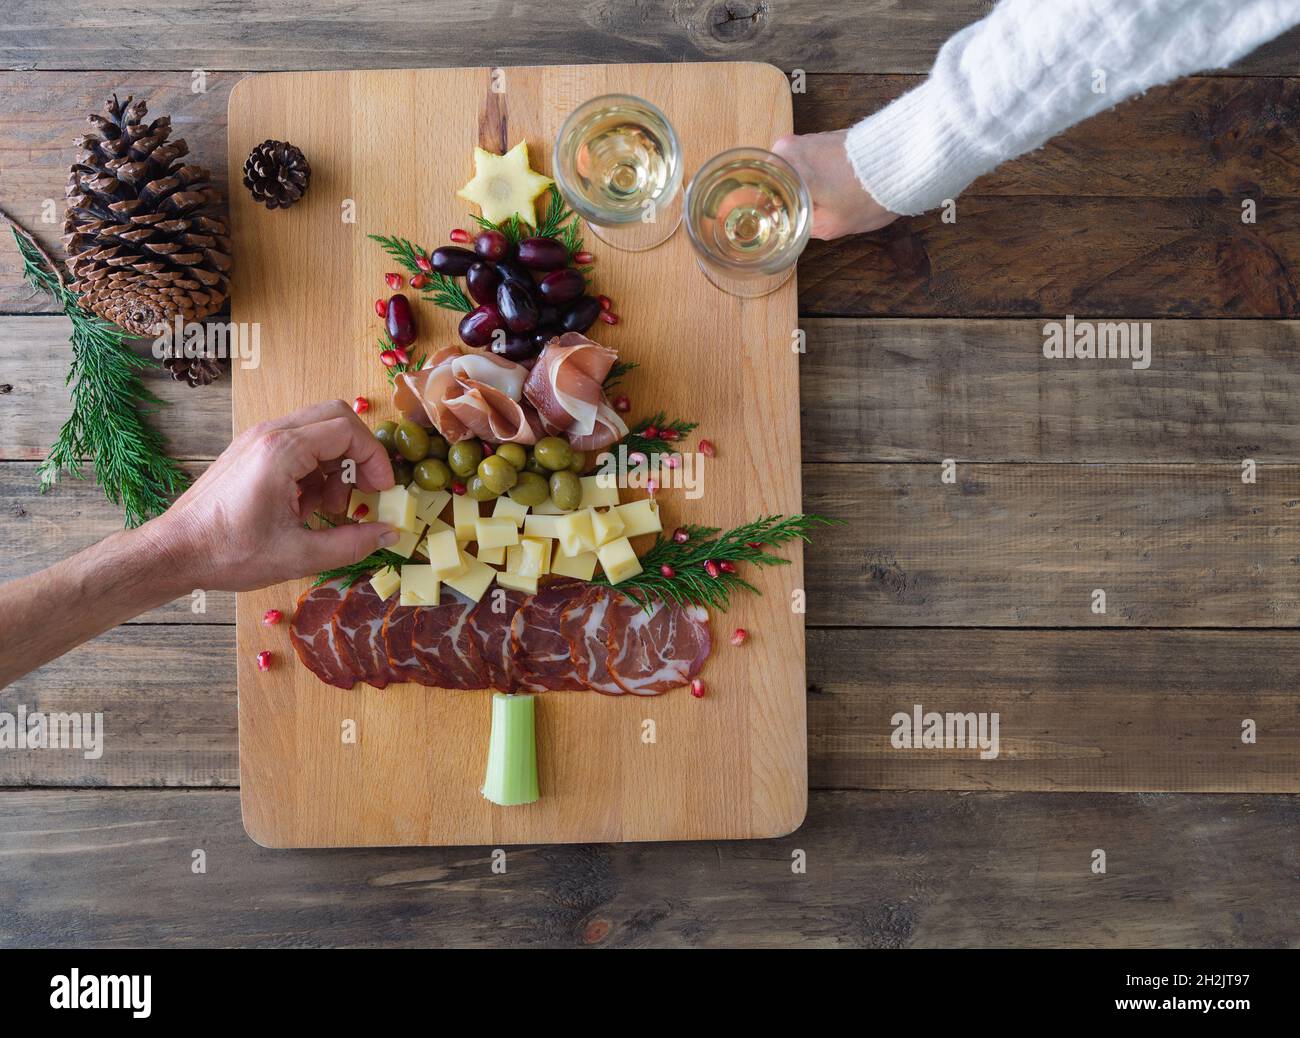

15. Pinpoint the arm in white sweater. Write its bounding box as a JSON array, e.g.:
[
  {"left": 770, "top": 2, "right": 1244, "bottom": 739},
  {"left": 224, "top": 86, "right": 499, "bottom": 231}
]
[{"left": 846, "top": 0, "right": 1300, "bottom": 216}]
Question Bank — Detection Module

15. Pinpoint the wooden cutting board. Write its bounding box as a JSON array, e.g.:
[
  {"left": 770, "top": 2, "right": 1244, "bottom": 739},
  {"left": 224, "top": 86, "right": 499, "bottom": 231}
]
[{"left": 229, "top": 63, "right": 804, "bottom": 847}]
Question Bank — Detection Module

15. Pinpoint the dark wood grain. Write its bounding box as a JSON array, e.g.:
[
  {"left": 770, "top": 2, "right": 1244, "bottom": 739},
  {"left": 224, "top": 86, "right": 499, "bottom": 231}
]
[
  {"left": 7, "top": 624, "right": 1299, "bottom": 792},
  {"left": 2, "top": 787, "right": 1297, "bottom": 948}
]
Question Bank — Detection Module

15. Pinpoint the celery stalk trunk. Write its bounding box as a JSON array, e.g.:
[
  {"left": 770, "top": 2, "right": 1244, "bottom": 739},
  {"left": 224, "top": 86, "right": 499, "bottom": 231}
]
[{"left": 481, "top": 693, "right": 539, "bottom": 806}]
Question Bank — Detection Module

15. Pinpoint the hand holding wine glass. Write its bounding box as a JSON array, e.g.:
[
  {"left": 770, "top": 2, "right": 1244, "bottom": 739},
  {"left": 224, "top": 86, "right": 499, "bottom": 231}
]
[{"left": 771, "top": 130, "right": 899, "bottom": 241}]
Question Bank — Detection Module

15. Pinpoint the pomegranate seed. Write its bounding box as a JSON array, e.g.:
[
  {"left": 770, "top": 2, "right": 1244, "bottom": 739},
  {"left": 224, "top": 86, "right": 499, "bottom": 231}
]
[
  {"left": 415, "top": 254, "right": 433, "bottom": 273},
  {"left": 699, "top": 439, "right": 716, "bottom": 458},
  {"left": 642, "top": 425, "right": 659, "bottom": 439},
  {"left": 410, "top": 273, "right": 430, "bottom": 289},
  {"left": 719, "top": 560, "right": 738, "bottom": 574},
  {"left": 574, "top": 251, "right": 594, "bottom": 265},
  {"left": 353, "top": 396, "right": 369, "bottom": 414},
  {"left": 262, "top": 609, "right": 283, "bottom": 626},
  {"left": 597, "top": 294, "right": 613, "bottom": 311},
  {"left": 690, "top": 678, "right": 706, "bottom": 698},
  {"left": 599, "top": 311, "right": 620, "bottom": 325},
  {"left": 660, "top": 564, "right": 676, "bottom": 578},
  {"left": 704, "top": 560, "right": 720, "bottom": 578},
  {"left": 660, "top": 428, "right": 679, "bottom": 441},
  {"left": 256, "top": 650, "right": 273, "bottom": 672},
  {"left": 628, "top": 451, "right": 647, "bottom": 466},
  {"left": 385, "top": 272, "right": 402, "bottom": 290},
  {"left": 730, "top": 628, "right": 748, "bottom": 647},
  {"left": 663, "top": 454, "right": 680, "bottom": 469},
  {"left": 746, "top": 541, "right": 764, "bottom": 550},
  {"left": 352, "top": 503, "right": 369, "bottom": 519},
  {"left": 613, "top": 394, "right": 631, "bottom": 413},
  {"left": 646, "top": 478, "right": 658, "bottom": 496},
  {"left": 393, "top": 346, "right": 410, "bottom": 365},
  {"left": 375, "top": 298, "right": 388, "bottom": 318},
  {"left": 451, "top": 481, "right": 467, "bottom": 496},
  {"left": 672, "top": 527, "right": 689, "bottom": 544},
  {"left": 449, "top": 228, "right": 470, "bottom": 243},
  {"left": 380, "top": 349, "right": 399, "bottom": 367}
]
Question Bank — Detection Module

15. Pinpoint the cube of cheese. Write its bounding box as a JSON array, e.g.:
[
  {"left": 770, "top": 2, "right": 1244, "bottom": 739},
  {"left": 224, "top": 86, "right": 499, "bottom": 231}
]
[
  {"left": 597, "top": 536, "right": 643, "bottom": 585},
  {"left": 426, "top": 529, "right": 467, "bottom": 579},
  {"left": 614, "top": 498, "right": 662, "bottom": 538},
  {"left": 369, "top": 565, "right": 401, "bottom": 600},
  {"left": 377, "top": 485, "right": 419, "bottom": 532},
  {"left": 556, "top": 509, "right": 597, "bottom": 558},
  {"left": 522, "top": 536, "right": 551, "bottom": 576},
  {"left": 476, "top": 516, "right": 521, "bottom": 550},
  {"left": 442, "top": 555, "right": 496, "bottom": 602},
  {"left": 531, "top": 496, "right": 566, "bottom": 515},
  {"left": 492, "top": 495, "right": 529, "bottom": 528},
  {"left": 551, "top": 550, "right": 597, "bottom": 581},
  {"left": 389, "top": 522, "right": 427, "bottom": 559},
  {"left": 579, "top": 474, "right": 621, "bottom": 509},
  {"left": 413, "top": 517, "right": 452, "bottom": 557},
  {"left": 348, "top": 489, "right": 378, "bottom": 522},
  {"left": 475, "top": 543, "right": 506, "bottom": 566},
  {"left": 494, "top": 569, "right": 539, "bottom": 594},
  {"left": 452, "top": 494, "right": 480, "bottom": 542},
  {"left": 413, "top": 487, "right": 451, "bottom": 524},
  {"left": 507, "top": 537, "right": 550, "bottom": 578},
  {"left": 590, "top": 507, "right": 625, "bottom": 547},
  {"left": 523, "top": 514, "right": 563, "bottom": 541},
  {"left": 399, "top": 564, "right": 441, "bottom": 607}
]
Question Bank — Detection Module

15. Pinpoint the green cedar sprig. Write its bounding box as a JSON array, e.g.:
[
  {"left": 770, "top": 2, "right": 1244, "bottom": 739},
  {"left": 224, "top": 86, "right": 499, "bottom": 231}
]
[
  {"left": 7, "top": 215, "right": 189, "bottom": 528},
  {"left": 594, "top": 514, "right": 840, "bottom": 611},
  {"left": 368, "top": 233, "right": 473, "bottom": 313},
  {"left": 620, "top": 411, "right": 698, "bottom": 467},
  {"left": 376, "top": 333, "right": 425, "bottom": 384},
  {"left": 314, "top": 549, "right": 411, "bottom": 590},
  {"left": 602, "top": 360, "right": 639, "bottom": 392}
]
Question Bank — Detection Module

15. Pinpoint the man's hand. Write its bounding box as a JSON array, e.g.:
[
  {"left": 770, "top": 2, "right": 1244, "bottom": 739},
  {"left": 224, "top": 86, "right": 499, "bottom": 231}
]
[
  {"left": 773, "top": 130, "right": 899, "bottom": 240},
  {"left": 155, "top": 399, "right": 399, "bottom": 591}
]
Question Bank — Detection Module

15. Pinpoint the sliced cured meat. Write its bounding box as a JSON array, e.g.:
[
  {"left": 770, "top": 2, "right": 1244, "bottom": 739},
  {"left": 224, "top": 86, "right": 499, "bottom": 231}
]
[
  {"left": 604, "top": 596, "right": 711, "bottom": 696},
  {"left": 393, "top": 346, "right": 534, "bottom": 444},
  {"left": 510, "top": 577, "right": 591, "bottom": 692},
  {"left": 288, "top": 579, "right": 357, "bottom": 690},
  {"left": 411, "top": 591, "right": 485, "bottom": 689},
  {"left": 561, "top": 586, "right": 628, "bottom": 696},
  {"left": 566, "top": 397, "right": 629, "bottom": 453},
  {"left": 444, "top": 377, "right": 539, "bottom": 444},
  {"left": 331, "top": 581, "right": 395, "bottom": 689},
  {"left": 522, "top": 333, "right": 627, "bottom": 449},
  {"left": 382, "top": 601, "right": 431, "bottom": 685},
  {"left": 468, "top": 587, "right": 530, "bottom": 692}
]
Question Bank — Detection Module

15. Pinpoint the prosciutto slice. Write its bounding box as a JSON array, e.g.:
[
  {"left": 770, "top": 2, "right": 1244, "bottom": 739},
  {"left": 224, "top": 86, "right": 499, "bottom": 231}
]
[
  {"left": 393, "top": 346, "right": 535, "bottom": 444},
  {"left": 523, "top": 333, "right": 629, "bottom": 450}
]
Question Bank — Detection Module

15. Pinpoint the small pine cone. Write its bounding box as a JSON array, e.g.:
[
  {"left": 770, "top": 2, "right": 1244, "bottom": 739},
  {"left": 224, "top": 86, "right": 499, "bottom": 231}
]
[
  {"left": 161, "top": 337, "right": 224, "bottom": 387},
  {"left": 243, "top": 139, "right": 311, "bottom": 210}
]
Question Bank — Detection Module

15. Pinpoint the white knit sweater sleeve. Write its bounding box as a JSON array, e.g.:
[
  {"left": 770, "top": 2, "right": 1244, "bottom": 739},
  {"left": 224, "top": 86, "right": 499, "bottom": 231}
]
[{"left": 845, "top": 0, "right": 1300, "bottom": 216}]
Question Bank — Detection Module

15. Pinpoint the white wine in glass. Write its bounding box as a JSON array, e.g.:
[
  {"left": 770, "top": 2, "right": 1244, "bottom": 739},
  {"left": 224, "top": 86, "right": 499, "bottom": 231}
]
[
  {"left": 685, "top": 148, "right": 811, "bottom": 298},
  {"left": 554, "top": 94, "right": 683, "bottom": 253}
]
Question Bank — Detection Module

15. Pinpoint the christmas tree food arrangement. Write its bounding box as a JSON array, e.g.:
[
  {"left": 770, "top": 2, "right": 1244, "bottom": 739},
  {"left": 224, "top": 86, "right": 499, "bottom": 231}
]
[{"left": 282, "top": 140, "right": 834, "bottom": 807}]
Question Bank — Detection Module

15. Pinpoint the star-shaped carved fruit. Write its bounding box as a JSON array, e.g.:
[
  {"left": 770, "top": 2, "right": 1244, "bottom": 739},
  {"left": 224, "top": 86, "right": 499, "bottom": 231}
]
[{"left": 456, "top": 141, "right": 554, "bottom": 226}]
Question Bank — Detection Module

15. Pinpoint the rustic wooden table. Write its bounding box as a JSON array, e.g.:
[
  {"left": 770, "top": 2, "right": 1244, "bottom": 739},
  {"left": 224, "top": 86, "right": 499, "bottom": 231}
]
[{"left": 2, "top": 2, "right": 1299, "bottom": 948}]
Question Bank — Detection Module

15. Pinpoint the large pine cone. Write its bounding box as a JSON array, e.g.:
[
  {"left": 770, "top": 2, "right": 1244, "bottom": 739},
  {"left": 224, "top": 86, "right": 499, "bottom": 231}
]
[
  {"left": 242, "top": 139, "right": 311, "bottom": 209},
  {"left": 62, "top": 94, "right": 231, "bottom": 338}
]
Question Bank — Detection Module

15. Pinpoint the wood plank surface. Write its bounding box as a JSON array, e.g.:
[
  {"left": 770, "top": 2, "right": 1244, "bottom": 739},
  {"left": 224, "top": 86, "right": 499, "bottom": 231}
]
[
  {"left": 5, "top": 71, "right": 1300, "bottom": 315},
  {"left": 9, "top": 317, "right": 1300, "bottom": 468},
  {"left": 7, "top": 625, "right": 1300, "bottom": 793},
  {"left": 2, "top": 787, "right": 1297, "bottom": 948}
]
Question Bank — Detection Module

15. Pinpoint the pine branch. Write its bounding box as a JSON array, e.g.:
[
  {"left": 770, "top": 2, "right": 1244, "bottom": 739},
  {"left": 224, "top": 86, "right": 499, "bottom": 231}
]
[
  {"left": 602, "top": 360, "right": 638, "bottom": 392},
  {"left": 620, "top": 411, "right": 698, "bottom": 466},
  {"left": 315, "top": 549, "right": 409, "bottom": 589},
  {"left": 368, "top": 233, "right": 472, "bottom": 313},
  {"left": 7, "top": 214, "right": 188, "bottom": 527}
]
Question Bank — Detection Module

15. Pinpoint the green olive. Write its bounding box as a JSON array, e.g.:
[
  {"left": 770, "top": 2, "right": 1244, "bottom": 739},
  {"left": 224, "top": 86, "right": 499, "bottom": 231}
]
[
  {"left": 523, "top": 451, "right": 547, "bottom": 475},
  {"left": 534, "top": 436, "right": 574, "bottom": 471},
  {"left": 374, "top": 420, "right": 398, "bottom": 451},
  {"left": 413, "top": 457, "right": 452, "bottom": 491},
  {"left": 448, "top": 439, "right": 484, "bottom": 478},
  {"left": 477, "top": 455, "right": 519, "bottom": 495},
  {"left": 508, "top": 470, "right": 550, "bottom": 507},
  {"left": 426, "top": 433, "right": 450, "bottom": 460},
  {"left": 495, "top": 442, "right": 527, "bottom": 469},
  {"left": 391, "top": 457, "right": 414, "bottom": 486},
  {"left": 568, "top": 449, "right": 586, "bottom": 474},
  {"left": 466, "top": 474, "right": 498, "bottom": 502},
  {"left": 548, "top": 470, "right": 582, "bottom": 511},
  {"left": 395, "top": 420, "right": 431, "bottom": 462}
]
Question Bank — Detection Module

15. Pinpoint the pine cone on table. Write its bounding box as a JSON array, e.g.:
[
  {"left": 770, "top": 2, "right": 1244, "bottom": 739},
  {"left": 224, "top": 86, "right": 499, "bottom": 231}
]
[
  {"left": 62, "top": 94, "right": 232, "bottom": 339},
  {"left": 161, "top": 339, "right": 225, "bottom": 387},
  {"left": 242, "top": 139, "right": 311, "bottom": 210}
]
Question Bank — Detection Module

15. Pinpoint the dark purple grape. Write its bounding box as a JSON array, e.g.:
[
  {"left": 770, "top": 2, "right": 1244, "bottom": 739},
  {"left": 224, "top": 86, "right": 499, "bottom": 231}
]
[
  {"left": 431, "top": 246, "right": 476, "bottom": 276},
  {"left": 466, "top": 261, "right": 502, "bottom": 307},
  {"left": 560, "top": 295, "right": 601, "bottom": 334},
  {"left": 385, "top": 294, "right": 417, "bottom": 348},
  {"left": 474, "top": 229, "right": 509, "bottom": 262},
  {"left": 537, "top": 305, "right": 561, "bottom": 333},
  {"left": 458, "top": 304, "right": 505, "bottom": 348},
  {"left": 538, "top": 268, "right": 585, "bottom": 306},
  {"left": 533, "top": 331, "right": 557, "bottom": 351},
  {"left": 495, "top": 258, "right": 532, "bottom": 285},
  {"left": 517, "top": 236, "right": 569, "bottom": 271},
  {"left": 497, "top": 280, "right": 539, "bottom": 333},
  {"left": 492, "top": 334, "right": 542, "bottom": 362}
]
